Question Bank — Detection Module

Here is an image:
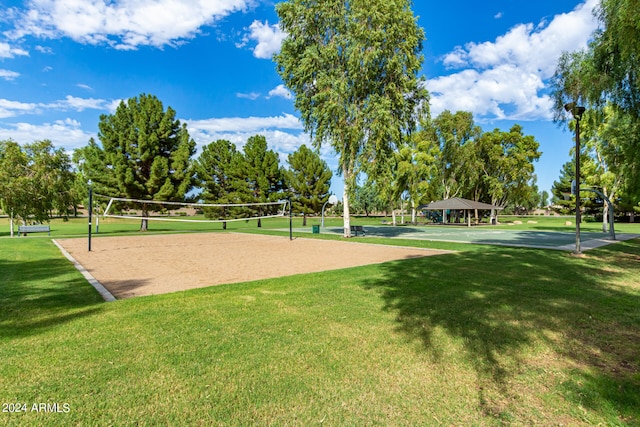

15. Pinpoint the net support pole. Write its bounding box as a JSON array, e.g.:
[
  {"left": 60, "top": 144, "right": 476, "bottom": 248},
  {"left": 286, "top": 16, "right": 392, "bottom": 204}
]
[
  {"left": 88, "top": 181, "right": 93, "bottom": 252},
  {"left": 289, "top": 198, "right": 293, "bottom": 241}
]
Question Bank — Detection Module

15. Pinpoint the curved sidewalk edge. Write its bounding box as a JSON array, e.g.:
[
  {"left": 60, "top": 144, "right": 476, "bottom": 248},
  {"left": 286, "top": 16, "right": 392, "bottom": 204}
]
[{"left": 52, "top": 239, "right": 116, "bottom": 302}]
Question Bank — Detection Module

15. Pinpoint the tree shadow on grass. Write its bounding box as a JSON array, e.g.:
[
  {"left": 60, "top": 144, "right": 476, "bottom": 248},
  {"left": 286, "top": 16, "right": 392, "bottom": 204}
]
[
  {"left": 0, "top": 255, "right": 104, "bottom": 338},
  {"left": 362, "top": 242, "right": 640, "bottom": 422}
]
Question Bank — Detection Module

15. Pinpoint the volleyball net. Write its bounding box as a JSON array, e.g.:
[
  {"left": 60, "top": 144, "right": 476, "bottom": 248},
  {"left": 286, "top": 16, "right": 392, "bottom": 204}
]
[{"left": 98, "top": 195, "right": 289, "bottom": 223}]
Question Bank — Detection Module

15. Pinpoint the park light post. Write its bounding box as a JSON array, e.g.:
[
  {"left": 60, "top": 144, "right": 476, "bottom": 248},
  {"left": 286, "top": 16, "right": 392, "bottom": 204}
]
[
  {"left": 564, "top": 102, "right": 586, "bottom": 254},
  {"left": 321, "top": 195, "right": 338, "bottom": 228}
]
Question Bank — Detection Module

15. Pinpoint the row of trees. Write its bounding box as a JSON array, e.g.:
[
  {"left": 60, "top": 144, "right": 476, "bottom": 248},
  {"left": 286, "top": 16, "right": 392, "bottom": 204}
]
[
  {"left": 1, "top": 95, "right": 333, "bottom": 231},
  {"left": 7, "top": 0, "right": 637, "bottom": 236},
  {"left": 195, "top": 136, "right": 332, "bottom": 227},
  {"left": 550, "top": 0, "right": 640, "bottom": 229},
  {"left": 274, "top": 0, "right": 547, "bottom": 234},
  {"left": 349, "top": 110, "right": 541, "bottom": 222},
  {"left": 0, "top": 99, "right": 542, "bottom": 233}
]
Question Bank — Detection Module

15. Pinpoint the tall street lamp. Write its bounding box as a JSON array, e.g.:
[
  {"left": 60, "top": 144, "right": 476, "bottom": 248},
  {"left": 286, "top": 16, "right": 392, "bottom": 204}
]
[{"left": 564, "top": 102, "right": 586, "bottom": 254}]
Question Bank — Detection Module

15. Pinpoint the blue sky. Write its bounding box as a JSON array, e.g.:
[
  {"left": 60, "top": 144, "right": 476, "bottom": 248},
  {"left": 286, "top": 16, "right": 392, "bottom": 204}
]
[{"left": 0, "top": 0, "right": 599, "bottom": 199}]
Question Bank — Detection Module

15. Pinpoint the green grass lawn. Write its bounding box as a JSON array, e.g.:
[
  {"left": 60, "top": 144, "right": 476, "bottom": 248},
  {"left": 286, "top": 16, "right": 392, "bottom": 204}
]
[{"left": 1, "top": 217, "right": 639, "bottom": 425}]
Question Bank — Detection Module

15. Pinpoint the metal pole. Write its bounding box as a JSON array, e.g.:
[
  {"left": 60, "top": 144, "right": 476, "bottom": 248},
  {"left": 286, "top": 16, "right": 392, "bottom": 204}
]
[
  {"left": 575, "top": 117, "right": 581, "bottom": 254},
  {"left": 321, "top": 200, "right": 329, "bottom": 227},
  {"left": 289, "top": 197, "right": 293, "bottom": 241},
  {"left": 88, "top": 183, "right": 93, "bottom": 252}
]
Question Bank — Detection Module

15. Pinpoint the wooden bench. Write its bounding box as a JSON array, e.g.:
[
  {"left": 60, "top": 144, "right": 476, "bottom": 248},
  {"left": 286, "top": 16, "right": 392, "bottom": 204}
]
[
  {"left": 18, "top": 225, "right": 51, "bottom": 236},
  {"left": 350, "top": 225, "right": 366, "bottom": 236}
]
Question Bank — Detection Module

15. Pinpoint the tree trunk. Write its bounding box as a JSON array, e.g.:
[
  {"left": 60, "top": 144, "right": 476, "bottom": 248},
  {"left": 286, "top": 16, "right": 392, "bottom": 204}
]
[
  {"left": 411, "top": 200, "right": 416, "bottom": 224},
  {"left": 303, "top": 213, "right": 307, "bottom": 226},
  {"left": 343, "top": 169, "right": 352, "bottom": 237},
  {"left": 602, "top": 203, "right": 609, "bottom": 232},
  {"left": 140, "top": 210, "right": 148, "bottom": 232}
]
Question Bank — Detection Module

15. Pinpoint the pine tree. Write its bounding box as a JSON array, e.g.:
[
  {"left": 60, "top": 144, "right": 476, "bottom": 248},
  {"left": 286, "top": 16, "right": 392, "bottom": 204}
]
[
  {"left": 285, "top": 145, "right": 332, "bottom": 226},
  {"left": 79, "top": 93, "right": 196, "bottom": 231}
]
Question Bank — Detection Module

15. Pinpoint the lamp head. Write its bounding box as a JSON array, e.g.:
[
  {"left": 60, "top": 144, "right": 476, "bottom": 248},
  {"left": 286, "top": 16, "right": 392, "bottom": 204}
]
[{"left": 564, "top": 102, "right": 586, "bottom": 120}]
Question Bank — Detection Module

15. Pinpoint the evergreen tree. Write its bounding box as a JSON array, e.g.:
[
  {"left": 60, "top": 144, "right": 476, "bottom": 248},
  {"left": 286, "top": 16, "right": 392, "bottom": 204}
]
[
  {"left": 551, "top": 161, "right": 576, "bottom": 215},
  {"left": 285, "top": 145, "right": 332, "bottom": 226},
  {"left": 195, "top": 139, "right": 247, "bottom": 227},
  {"left": 243, "top": 135, "right": 285, "bottom": 227},
  {"left": 79, "top": 93, "right": 196, "bottom": 231}
]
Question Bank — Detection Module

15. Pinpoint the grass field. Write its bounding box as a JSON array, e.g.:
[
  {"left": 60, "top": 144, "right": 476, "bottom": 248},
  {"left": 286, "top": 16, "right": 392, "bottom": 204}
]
[{"left": 1, "top": 216, "right": 639, "bottom": 425}]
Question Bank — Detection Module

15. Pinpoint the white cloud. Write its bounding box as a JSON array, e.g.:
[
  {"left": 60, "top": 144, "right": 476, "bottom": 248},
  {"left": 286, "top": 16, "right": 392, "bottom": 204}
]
[
  {"left": 77, "top": 83, "right": 94, "bottom": 91},
  {"left": 0, "top": 99, "right": 40, "bottom": 118},
  {"left": 237, "top": 92, "right": 261, "bottom": 100},
  {"left": 8, "top": 0, "right": 256, "bottom": 50},
  {"left": 267, "top": 85, "right": 292, "bottom": 100},
  {"left": 0, "top": 95, "right": 113, "bottom": 118},
  {"left": 0, "top": 119, "right": 95, "bottom": 150},
  {"left": 429, "top": 0, "right": 599, "bottom": 121},
  {"left": 186, "top": 113, "right": 314, "bottom": 165},
  {"left": 0, "top": 42, "right": 29, "bottom": 58},
  {"left": 35, "top": 45, "right": 53, "bottom": 54},
  {"left": 0, "top": 69, "right": 20, "bottom": 81},
  {"left": 106, "top": 99, "right": 125, "bottom": 112},
  {"left": 51, "top": 95, "right": 109, "bottom": 111},
  {"left": 244, "top": 20, "right": 286, "bottom": 59},
  {"left": 187, "top": 113, "right": 303, "bottom": 134}
]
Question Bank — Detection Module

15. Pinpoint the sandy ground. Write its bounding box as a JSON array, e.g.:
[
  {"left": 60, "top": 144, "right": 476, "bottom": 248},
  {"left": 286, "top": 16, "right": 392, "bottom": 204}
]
[{"left": 56, "top": 233, "right": 450, "bottom": 299}]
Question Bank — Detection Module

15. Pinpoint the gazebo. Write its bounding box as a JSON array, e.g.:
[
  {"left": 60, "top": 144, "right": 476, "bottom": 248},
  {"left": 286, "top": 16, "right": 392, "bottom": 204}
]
[{"left": 419, "top": 197, "right": 504, "bottom": 227}]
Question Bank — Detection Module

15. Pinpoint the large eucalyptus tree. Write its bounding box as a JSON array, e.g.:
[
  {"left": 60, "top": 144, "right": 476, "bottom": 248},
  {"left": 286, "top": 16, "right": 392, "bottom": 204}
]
[{"left": 275, "top": 0, "right": 428, "bottom": 236}]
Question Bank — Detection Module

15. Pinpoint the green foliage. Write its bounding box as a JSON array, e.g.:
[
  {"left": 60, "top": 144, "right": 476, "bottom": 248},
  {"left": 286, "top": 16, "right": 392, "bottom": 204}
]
[
  {"left": 195, "top": 139, "right": 246, "bottom": 220},
  {"left": 394, "top": 127, "right": 439, "bottom": 221},
  {"left": 0, "top": 140, "right": 76, "bottom": 224},
  {"left": 77, "top": 94, "right": 196, "bottom": 230},
  {"left": 551, "top": 0, "right": 640, "bottom": 202},
  {"left": 476, "top": 124, "right": 541, "bottom": 208},
  {"left": 285, "top": 145, "right": 332, "bottom": 223},
  {"left": 275, "top": 0, "right": 428, "bottom": 235},
  {"left": 539, "top": 190, "right": 550, "bottom": 208},
  {"left": 552, "top": 0, "right": 640, "bottom": 116},
  {"left": 243, "top": 135, "right": 285, "bottom": 202},
  {"left": 350, "top": 183, "right": 386, "bottom": 216},
  {"left": 194, "top": 136, "right": 285, "bottom": 224},
  {"left": 551, "top": 161, "right": 576, "bottom": 214},
  {"left": 431, "top": 110, "right": 482, "bottom": 200}
]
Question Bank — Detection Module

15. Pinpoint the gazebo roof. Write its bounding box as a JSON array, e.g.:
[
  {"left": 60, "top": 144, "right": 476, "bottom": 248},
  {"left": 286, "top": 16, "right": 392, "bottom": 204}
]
[{"left": 419, "top": 197, "right": 503, "bottom": 211}]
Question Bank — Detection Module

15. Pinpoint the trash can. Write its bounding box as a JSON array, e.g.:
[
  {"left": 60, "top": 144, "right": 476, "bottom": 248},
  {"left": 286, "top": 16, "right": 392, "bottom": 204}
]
[{"left": 312, "top": 225, "right": 320, "bottom": 234}]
